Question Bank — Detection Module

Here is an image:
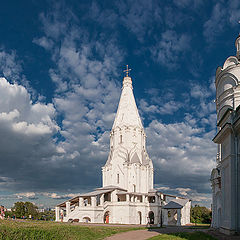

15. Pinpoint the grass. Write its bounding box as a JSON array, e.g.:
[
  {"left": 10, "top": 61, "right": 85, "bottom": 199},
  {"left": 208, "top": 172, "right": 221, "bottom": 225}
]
[
  {"left": 187, "top": 224, "right": 210, "bottom": 229},
  {"left": 149, "top": 232, "right": 216, "bottom": 240},
  {"left": 0, "top": 220, "right": 142, "bottom": 240}
]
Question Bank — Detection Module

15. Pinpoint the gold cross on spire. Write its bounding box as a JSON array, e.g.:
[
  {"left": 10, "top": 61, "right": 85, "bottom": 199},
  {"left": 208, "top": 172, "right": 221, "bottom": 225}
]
[{"left": 123, "top": 65, "right": 131, "bottom": 77}]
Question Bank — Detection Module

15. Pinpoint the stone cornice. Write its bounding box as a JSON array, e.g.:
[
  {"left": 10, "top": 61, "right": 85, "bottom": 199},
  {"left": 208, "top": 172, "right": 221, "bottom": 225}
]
[{"left": 213, "top": 122, "right": 232, "bottom": 143}]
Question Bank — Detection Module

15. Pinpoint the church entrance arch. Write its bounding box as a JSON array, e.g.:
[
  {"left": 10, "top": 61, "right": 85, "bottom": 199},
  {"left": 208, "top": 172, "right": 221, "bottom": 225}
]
[
  {"left": 167, "top": 209, "right": 177, "bottom": 225},
  {"left": 104, "top": 211, "right": 110, "bottom": 224},
  {"left": 138, "top": 211, "right": 142, "bottom": 224},
  {"left": 83, "top": 217, "right": 91, "bottom": 223},
  {"left": 148, "top": 211, "right": 154, "bottom": 224}
]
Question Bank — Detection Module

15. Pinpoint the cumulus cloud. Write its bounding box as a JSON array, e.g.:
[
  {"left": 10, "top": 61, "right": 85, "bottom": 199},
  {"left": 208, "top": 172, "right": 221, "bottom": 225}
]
[
  {"left": 29, "top": 5, "right": 126, "bottom": 193},
  {"left": 203, "top": 0, "right": 240, "bottom": 42},
  {"left": 15, "top": 192, "right": 38, "bottom": 200},
  {"left": 189, "top": 81, "right": 216, "bottom": 125},
  {"left": 176, "top": 187, "right": 191, "bottom": 196},
  {"left": 32, "top": 37, "right": 54, "bottom": 50},
  {"left": 203, "top": 3, "right": 227, "bottom": 43},
  {"left": 151, "top": 30, "right": 191, "bottom": 68},
  {"left": 0, "top": 2, "right": 220, "bottom": 209},
  {"left": 118, "top": 1, "right": 162, "bottom": 42},
  {"left": 0, "top": 50, "right": 22, "bottom": 82},
  {"left": 42, "top": 192, "right": 77, "bottom": 199},
  {"left": 139, "top": 99, "right": 183, "bottom": 115},
  {"left": 0, "top": 77, "right": 62, "bottom": 191},
  {"left": 146, "top": 120, "right": 216, "bottom": 194}
]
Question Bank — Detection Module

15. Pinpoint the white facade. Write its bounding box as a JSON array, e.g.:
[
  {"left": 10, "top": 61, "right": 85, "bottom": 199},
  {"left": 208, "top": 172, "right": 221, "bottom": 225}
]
[
  {"left": 211, "top": 35, "right": 240, "bottom": 235},
  {"left": 56, "top": 73, "right": 190, "bottom": 225},
  {"left": 102, "top": 76, "right": 153, "bottom": 193}
]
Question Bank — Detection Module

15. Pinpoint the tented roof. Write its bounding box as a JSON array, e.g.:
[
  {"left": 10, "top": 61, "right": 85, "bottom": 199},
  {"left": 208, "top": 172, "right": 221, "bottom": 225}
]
[
  {"left": 112, "top": 77, "right": 143, "bottom": 130},
  {"left": 163, "top": 198, "right": 189, "bottom": 209}
]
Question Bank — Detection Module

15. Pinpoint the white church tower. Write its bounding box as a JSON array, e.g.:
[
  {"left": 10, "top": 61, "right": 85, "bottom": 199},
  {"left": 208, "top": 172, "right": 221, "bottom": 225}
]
[
  {"left": 55, "top": 66, "right": 191, "bottom": 226},
  {"left": 211, "top": 35, "right": 240, "bottom": 235},
  {"left": 102, "top": 66, "right": 153, "bottom": 193}
]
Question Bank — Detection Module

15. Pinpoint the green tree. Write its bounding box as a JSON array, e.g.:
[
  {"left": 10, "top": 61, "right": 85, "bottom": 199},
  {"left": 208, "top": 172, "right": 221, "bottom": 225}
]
[
  {"left": 25, "top": 201, "right": 38, "bottom": 219},
  {"left": 12, "top": 201, "right": 39, "bottom": 219},
  {"left": 39, "top": 210, "right": 55, "bottom": 221},
  {"left": 191, "top": 205, "right": 212, "bottom": 224},
  {"left": 12, "top": 202, "right": 25, "bottom": 218}
]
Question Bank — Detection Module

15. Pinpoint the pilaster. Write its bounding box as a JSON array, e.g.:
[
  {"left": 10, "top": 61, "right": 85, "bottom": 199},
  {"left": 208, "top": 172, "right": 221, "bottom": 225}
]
[
  {"left": 66, "top": 201, "right": 70, "bottom": 216},
  {"left": 55, "top": 207, "right": 60, "bottom": 221}
]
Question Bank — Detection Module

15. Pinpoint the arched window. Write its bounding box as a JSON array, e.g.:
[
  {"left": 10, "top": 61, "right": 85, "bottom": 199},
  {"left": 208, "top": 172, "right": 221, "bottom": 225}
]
[
  {"left": 117, "top": 174, "right": 120, "bottom": 184},
  {"left": 148, "top": 211, "right": 154, "bottom": 224},
  {"left": 104, "top": 211, "right": 110, "bottom": 224},
  {"left": 120, "top": 135, "right": 123, "bottom": 143}
]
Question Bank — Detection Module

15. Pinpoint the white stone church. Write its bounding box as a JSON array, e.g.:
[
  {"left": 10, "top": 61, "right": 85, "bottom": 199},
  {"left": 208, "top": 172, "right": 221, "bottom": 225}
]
[
  {"left": 55, "top": 69, "right": 191, "bottom": 225},
  {"left": 211, "top": 35, "right": 240, "bottom": 234}
]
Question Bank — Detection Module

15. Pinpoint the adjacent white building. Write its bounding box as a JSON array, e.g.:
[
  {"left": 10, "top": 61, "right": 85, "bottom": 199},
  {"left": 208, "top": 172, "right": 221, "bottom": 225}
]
[
  {"left": 56, "top": 70, "right": 191, "bottom": 225},
  {"left": 211, "top": 35, "right": 240, "bottom": 235}
]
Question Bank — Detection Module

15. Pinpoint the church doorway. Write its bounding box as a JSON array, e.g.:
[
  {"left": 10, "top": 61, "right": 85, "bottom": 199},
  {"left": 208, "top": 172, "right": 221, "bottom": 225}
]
[
  {"left": 138, "top": 211, "right": 142, "bottom": 224},
  {"left": 83, "top": 217, "right": 91, "bottom": 223},
  {"left": 104, "top": 211, "right": 110, "bottom": 224},
  {"left": 167, "top": 209, "right": 177, "bottom": 225},
  {"left": 148, "top": 211, "right": 154, "bottom": 224}
]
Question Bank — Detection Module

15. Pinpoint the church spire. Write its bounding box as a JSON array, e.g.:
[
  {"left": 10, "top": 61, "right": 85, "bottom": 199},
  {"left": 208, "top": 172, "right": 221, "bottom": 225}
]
[{"left": 112, "top": 66, "right": 143, "bottom": 130}]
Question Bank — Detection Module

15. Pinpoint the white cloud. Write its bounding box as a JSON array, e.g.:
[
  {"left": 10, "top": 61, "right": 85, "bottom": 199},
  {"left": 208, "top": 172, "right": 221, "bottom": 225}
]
[
  {"left": 33, "top": 37, "right": 54, "bottom": 50},
  {"left": 151, "top": 30, "right": 191, "bottom": 68},
  {"left": 176, "top": 187, "right": 191, "bottom": 196},
  {"left": 15, "top": 192, "right": 37, "bottom": 200},
  {"left": 23, "top": 6, "right": 127, "bottom": 192},
  {"left": 156, "top": 186, "right": 170, "bottom": 191},
  {"left": 0, "top": 77, "right": 62, "bottom": 191},
  {"left": 0, "top": 50, "right": 22, "bottom": 82},
  {"left": 0, "top": 3, "right": 219, "bottom": 209},
  {"left": 42, "top": 192, "right": 77, "bottom": 199},
  {"left": 139, "top": 99, "right": 183, "bottom": 115},
  {"left": 119, "top": 1, "right": 162, "bottom": 42},
  {"left": 203, "top": 1, "right": 240, "bottom": 42},
  {"left": 203, "top": 3, "right": 227, "bottom": 42},
  {"left": 190, "top": 84, "right": 211, "bottom": 99},
  {"left": 147, "top": 119, "right": 216, "bottom": 194}
]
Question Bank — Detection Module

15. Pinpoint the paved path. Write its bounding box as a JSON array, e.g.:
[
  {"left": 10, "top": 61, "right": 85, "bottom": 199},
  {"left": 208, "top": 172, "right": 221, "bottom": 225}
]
[
  {"left": 105, "top": 229, "right": 159, "bottom": 240},
  {"left": 105, "top": 226, "right": 240, "bottom": 240},
  {"left": 70, "top": 222, "right": 240, "bottom": 240},
  {"left": 105, "top": 227, "right": 204, "bottom": 240}
]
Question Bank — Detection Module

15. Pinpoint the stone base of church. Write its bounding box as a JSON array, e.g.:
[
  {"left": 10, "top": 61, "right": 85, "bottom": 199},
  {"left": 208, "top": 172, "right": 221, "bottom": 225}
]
[
  {"left": 56, "top": 187, "right": 191, "bottom": 226},
  {"left": 219, "top": 227, "right": 239, "bottom": 236},
  {"left": 62, "top": 202, "right": 158, "bottom": 225}
]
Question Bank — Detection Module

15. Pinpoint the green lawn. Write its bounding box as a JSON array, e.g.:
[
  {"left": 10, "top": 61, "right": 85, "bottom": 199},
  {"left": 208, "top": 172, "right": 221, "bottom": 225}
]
[
  {"left": 0, "top": 220, "right": 142, "bottom": 240},
  {"left": 149, "top": 232, "right": 216, "bottom": 240},
  {"left": 0, "top": 220, "right": 217, "bottom": 240}
]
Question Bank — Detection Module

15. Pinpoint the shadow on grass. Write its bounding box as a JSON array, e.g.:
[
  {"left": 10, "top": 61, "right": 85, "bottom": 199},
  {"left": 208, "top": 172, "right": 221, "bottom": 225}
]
[
  {"left": 187, "top": 226, "right": 210, "bottom": 229},
  {"left": 148, "top": 231, "right": 217, "bottom": 240}
]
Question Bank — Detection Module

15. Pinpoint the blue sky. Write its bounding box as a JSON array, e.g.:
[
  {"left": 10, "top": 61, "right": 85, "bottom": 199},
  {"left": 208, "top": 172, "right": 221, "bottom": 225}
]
[{"left": 0, "top": 0, "right": 239, "bottom": 208}]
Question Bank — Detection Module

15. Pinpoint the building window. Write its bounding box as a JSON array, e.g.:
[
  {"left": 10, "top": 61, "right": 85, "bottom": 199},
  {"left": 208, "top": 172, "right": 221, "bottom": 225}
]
[
  {"left": 120, "top": 135, "right": 122, "bottom": 143},
  {"left": 133, "top": 184, "right": 136, "bottom": 192},
  {"left": 117, "top": 174, "right": 120, "bottom": 184},
  {"left": 148, "top": 196, "right": 155, "bottom": 203}
]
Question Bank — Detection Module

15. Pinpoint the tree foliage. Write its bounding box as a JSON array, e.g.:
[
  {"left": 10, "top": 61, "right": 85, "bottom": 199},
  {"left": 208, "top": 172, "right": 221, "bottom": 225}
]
[
  {"left": 38, "top": 210, "right": 55, "bottom": 221},
  {"left": 190, "top": 205, "right": 212, "bottom": 224},
  {"left": 11, "top": 201, "right": 39, "bottom": 219}
]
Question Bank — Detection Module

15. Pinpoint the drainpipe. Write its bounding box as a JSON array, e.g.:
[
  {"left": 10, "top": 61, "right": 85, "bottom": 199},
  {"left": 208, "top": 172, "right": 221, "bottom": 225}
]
[
  {"left": 231, "top": 116, "right": 239, "bottom": 232},
  {"left": 234, "top": 134, "right": 238, "bottom": 232}
]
